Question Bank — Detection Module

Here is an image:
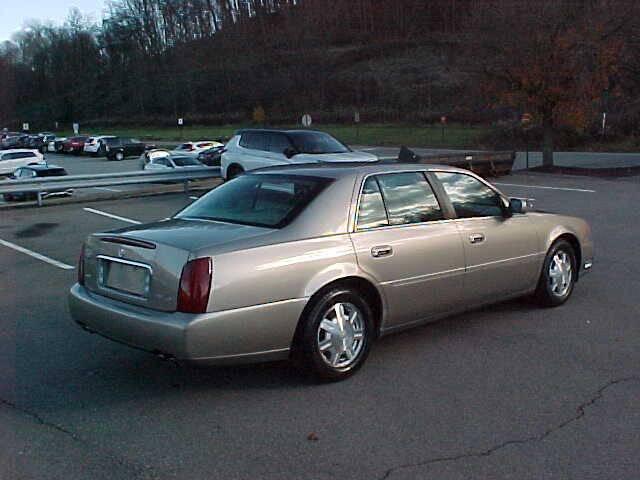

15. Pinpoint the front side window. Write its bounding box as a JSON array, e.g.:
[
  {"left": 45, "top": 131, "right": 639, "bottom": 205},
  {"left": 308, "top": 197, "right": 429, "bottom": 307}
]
[
  {"left": 435, "top": 172, "right": 503, "bottom": 218},
  {"left": 267, "top": 133, "right": 292, "bottom": 153},
  {"left": 176, "top": 174, "right": 331, "bottom": 229}
]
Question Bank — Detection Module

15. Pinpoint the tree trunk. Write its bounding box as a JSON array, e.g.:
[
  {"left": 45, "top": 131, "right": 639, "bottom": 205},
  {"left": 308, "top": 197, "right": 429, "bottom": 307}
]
[{"left": 542, "top": 110, "right": 554, "bottom": 168}]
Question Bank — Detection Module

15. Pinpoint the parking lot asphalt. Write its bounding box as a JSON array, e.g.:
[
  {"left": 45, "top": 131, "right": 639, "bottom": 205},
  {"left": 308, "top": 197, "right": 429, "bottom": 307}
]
[{"left": 1, "top": 172, "right": 639, "bottom": 480}]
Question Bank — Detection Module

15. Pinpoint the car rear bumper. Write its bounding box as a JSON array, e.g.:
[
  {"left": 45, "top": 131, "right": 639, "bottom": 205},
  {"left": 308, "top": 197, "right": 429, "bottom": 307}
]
[{"left": 68, "top": 284, "right": 307, "bottom": 365}]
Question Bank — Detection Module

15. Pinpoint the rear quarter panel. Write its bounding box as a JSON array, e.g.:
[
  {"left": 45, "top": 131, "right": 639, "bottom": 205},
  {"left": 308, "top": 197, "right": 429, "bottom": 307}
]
[{"left": 205, "top": 234, "right": 359, "bottom": 312}]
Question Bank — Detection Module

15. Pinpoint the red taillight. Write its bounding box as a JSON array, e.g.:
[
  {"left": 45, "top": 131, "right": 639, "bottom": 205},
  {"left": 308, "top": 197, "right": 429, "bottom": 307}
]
[
  {"left": 78, "top": 244, "right": 85, "bottom": 285},
  {"left": 177, "top": 258, "right": 212, "bottom": 313}
]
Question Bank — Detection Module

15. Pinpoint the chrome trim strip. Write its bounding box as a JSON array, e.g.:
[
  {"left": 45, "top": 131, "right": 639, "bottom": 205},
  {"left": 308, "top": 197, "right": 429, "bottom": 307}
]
[
  {"left": 96, "top": 255, "right": 153, "bottom": 273},
  {"left": 351, "top": 168, "right": 510, "bottom": 233},
  {"left": 190, "top": 347, "right": 290, "bottom": 361},
  {"left": 466, "top": 252, "right": 544, "bottom": 271},
  {"left": 380, "top": 266, "right": 466, "bottom": 287}
]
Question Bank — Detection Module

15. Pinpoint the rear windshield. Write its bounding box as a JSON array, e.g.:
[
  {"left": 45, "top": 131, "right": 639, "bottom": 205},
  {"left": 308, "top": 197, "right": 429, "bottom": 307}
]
[
  {"left": 287, "top": 131, "right": 350, "bottom": 154},
  {"left": 176, "top": 174, "right": 331, "bottom": 228},
  {"left": 172, "top": 156, "right": 200, "bottom": 166},
  {"left": 37, "top": 168, "right": 67, "bottom": 177}
]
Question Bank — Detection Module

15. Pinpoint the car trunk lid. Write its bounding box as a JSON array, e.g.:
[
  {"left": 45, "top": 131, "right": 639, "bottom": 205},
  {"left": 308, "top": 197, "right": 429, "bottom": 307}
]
[{"left": 83, "top": 218, "right": 271, "bottom": 312}]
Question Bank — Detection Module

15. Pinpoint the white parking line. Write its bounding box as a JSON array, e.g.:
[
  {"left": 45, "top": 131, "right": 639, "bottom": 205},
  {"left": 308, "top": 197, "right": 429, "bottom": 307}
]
[
  {"left": 493, "top": 182, "right": 596, "bottom": 193},
  {"left": 0, "top": 238, "right": 75, "bottom": 270},
  {"left": 92, "top": 187, "right": 122, "bottom": 192},
  {"left": 83, "top": 207, "right": 141, "bottom": 224},
  {"left": 189, "top": 196, "right": 199, "bottom": 200}
]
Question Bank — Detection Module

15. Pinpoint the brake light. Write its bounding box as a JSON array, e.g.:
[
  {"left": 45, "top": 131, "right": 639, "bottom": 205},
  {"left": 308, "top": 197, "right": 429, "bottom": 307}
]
[
  {"left": 78, "top": 244, "right": 85, "bottom": 285},
  {"left": 177, "top": 258, "right": 212, "bottom": 313}
]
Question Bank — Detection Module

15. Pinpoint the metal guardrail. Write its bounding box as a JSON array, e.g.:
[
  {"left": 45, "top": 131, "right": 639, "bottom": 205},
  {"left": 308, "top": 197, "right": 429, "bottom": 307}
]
[{"left": 0, "top": 167, "right": 221, "bottom": 206}]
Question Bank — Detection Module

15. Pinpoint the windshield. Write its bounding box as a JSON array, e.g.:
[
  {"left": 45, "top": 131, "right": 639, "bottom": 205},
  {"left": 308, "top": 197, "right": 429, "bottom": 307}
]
[
  {"left": 287, "top": 131, "right": 350, "bottom": 154},
  {"left": 176, "top": 174, "right": 331, "bottom": 228}
]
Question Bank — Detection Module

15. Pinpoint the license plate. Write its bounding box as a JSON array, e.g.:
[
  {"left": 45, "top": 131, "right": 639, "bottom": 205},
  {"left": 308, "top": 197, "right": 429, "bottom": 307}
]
[{"left": 99, "top": 258, "right": 150, "bottom": 297}]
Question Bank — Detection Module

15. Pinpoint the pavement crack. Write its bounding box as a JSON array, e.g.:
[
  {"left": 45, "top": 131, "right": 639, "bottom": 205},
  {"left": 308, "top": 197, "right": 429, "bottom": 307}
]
[
  {"left": 0, "top": 396, "right": 162, "bottom": 479},
  {"left": 0, "top": 396, "right": 78, "bottom": 440},
  {"left": 379, "top": 375, "right": 640, "bottom": 480}
]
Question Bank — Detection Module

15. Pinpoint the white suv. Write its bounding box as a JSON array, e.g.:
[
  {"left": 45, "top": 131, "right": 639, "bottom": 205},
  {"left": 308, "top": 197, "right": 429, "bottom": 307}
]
[
  {"left": 84, "top": 136, "right": 116, "bottom": 156},
  {"left": 221, "top": 129, "right": 378, "bottom": 180},
  {"left": 0, "top": 149, "right": 45, "bottom": 176}
]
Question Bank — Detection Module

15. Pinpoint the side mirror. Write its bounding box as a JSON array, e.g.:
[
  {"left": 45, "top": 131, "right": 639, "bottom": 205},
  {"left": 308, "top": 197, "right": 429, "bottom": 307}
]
[
  {"left": 283, "top": 147, "right": 298, "bottom": 159},
  {"left": 508, "top": 198, "right": 524, "bottom": 215}
]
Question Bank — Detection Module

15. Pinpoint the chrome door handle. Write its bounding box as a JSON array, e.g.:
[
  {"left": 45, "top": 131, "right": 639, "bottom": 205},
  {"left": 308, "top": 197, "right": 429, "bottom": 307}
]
[
  {"left": 469, "top": 233, "right": 485, "bottom": 244},
  {"left": 371, "top": 245, "right": 393, "bottom": 258}
]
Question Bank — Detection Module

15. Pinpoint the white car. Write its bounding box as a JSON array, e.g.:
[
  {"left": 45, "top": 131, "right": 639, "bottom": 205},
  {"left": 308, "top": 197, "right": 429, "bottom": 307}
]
[
  {"left": 143, "top": 153, "right": 204, "bottom": 171},
  {"left": 172, "top": 141, "right": 224, "bottom": 158},
  {"left": 221, "top": 129, "right": 378, "bottom": 180},
  {"left": 84, "top": 136, "right": 116, "bottom": 156},
  {"left": 0, "top": 149, "right": 45, "bottom": 176}
]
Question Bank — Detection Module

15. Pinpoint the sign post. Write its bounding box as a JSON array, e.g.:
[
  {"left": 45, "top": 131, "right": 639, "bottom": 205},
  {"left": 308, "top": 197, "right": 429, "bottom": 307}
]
[
  {"left": 521, "top": 112, "right": 533, "bottom": 169},
  {"left": 178, "top": 118, "right": 184, "bottom": 140},
  {"left": 354, "top": 111, "right": 360, "bottom": 142},
  {"left": 440, "top": 116, "right": 447, "bottom": 143},
  {"left": 301, "top": 114, "right": 312, "bottom": 128}
]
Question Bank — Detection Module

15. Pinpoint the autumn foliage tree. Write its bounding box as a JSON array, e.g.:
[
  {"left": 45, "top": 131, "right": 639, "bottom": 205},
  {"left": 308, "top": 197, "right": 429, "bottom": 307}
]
[{"left": 466, "top": 0, "right": 637, "bottom": 166}]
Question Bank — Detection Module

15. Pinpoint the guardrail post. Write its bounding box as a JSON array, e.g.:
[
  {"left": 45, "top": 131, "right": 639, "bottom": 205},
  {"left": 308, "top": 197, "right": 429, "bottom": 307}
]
[{"left": 36, "top": 191, "right": 43, "bottom": 207}]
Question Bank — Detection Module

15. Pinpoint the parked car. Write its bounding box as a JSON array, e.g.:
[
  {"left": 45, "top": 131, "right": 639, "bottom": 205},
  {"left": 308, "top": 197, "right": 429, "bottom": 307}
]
[
  {"left": 0, "top": 149, "right": 45, "bottom": 176},
  {"left": 197, "top": 145, "right": 226, "bottom": 166},
  {"left": 69, "top": 163, "right": 593, "bottom": 381},
  {"left": 62, "top": 136, "right": 89, "bottom": 155},
  {"left": 172, "top": 141, "right": 223, "bottom": 158},
  {"left": 49, "top": 137, "right": 68, "bottom": 153},
  {"left": 104, "top": 137, "right": 154, "bottom": 161},
  {"left": 221, "top": 129, "right": 378, "bottom": 180},
  {"left": 31, "top": 134, "right": 56, "bottom": 153},
  {"left": 143, "top": 154, "right": 204, "bottom": 171},
  {"left": 2, "top": 164, "right": 71, "bottom": 201},
  {"left": 84, "top": 136, "right": 116, "bottom": 156},
  {"left": 1, "top": 134, "right": 28, "bottom": 150}
]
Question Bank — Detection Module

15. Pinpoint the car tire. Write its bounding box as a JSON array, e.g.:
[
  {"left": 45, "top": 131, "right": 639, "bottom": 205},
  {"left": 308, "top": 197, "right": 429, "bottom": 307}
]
[
  {"left": 226, "top": 164, "right": 244, "bottom": 180},
  {"left": 293, "top": 287, "right": 374, "bottom": 382},
  {"left": 535, "top": 239, "right": 577, "bottom": 307},
  {"left": 115, "top": 151, "right": 124, "bottom": 161}
]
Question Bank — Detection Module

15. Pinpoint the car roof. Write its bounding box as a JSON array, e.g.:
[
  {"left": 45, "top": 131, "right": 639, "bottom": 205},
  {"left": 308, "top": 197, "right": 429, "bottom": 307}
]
[
  {"left": 1, "top": 149, "right": 39, "bottom": 154},
  {"left": 248, "top": 162, "right": 469, "bottom": 179},
  {"left": 234, "top": 128, "right": 336, "bottom": 136}
]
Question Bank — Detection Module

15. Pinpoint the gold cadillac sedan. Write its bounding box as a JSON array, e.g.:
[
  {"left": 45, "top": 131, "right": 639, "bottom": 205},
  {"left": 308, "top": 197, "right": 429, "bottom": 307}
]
[{"left": 69, "top": 163, "right": 593, "bottom": 381}]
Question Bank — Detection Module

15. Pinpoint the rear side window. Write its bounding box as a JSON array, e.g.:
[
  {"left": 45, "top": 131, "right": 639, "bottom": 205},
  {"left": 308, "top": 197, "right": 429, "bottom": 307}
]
[
  {"left": 377, "top": 172, "right": 443, "bottom": 225},
  {"left": 239, "top": 132, "right": 268, "bottom": 151},
  {"left": 435, "top": 172, "right": 503, "bottom": 218},
  {"left": 356, "top": 172, "right": 443, "bottom": 229}
]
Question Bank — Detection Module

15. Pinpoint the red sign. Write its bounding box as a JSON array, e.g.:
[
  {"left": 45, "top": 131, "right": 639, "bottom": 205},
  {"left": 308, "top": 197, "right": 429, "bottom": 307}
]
[{"left": 440, "top": 116, "right": 447, "bottom": 124}]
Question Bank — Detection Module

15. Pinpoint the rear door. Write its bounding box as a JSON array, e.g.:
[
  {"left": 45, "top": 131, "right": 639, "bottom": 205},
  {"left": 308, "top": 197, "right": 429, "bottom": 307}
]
[
  {"left": 236, "top": 132, "right": 275, "bottom": 171},
  {"left": 350, "top": 171, "right": 466, "bottom": 329},
  {"left": 433, "top": 171, "right": 540, "bottom": 304}
]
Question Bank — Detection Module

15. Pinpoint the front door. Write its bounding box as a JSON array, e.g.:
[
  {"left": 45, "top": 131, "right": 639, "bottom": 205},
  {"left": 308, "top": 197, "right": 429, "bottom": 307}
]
[
  {"left": 434, "top": 171, "right": 541, "bottom": 305},
  {"left": 350, "top": 172, "right": 466, "bottom": 329}
]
